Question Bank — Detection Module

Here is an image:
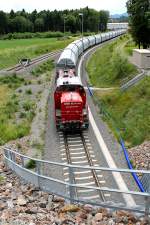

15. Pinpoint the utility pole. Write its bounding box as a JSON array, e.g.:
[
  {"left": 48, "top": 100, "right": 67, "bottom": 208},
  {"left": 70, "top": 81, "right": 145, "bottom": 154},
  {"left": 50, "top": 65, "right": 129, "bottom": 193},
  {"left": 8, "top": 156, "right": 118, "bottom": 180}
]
[
  {"left": 64, "top": 16, "right": 67, "bottom": 36},
  {"left": 79, "top": 13, "right": 84, "bottom": 77}
]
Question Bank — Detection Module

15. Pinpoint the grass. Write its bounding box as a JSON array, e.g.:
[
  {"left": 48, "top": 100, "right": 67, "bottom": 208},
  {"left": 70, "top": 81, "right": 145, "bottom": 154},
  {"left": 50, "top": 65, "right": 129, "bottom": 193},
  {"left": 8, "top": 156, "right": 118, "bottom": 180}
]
[
  {"left": 32, "top": 59, "right": 54, "bottom": 76},
  {"left": 86, "top": 35, "right": 137, "bottom": 88},
  {"left": 25, "top": 159, "right": 36, "bottom": 169},
  {"left": 95, "top": 77, "right": 150, "bottom": 147},
  {"left": 0, "top": 37, "right": 74, "bottom": 69},
  {"left": 0, "top": 74, "right": 25, "bottom": 88},
  {"left": 0, "top": 175, "right": 5, "bottom": 183},
  {"left": 0, "top": 86, "right": 31, "bottom": 145},
  {"left": 0, "top": 79, "right": 35, "bottom": 145},
  {"left": 124, "top": 39, "right": 138, "bottom": 56}
]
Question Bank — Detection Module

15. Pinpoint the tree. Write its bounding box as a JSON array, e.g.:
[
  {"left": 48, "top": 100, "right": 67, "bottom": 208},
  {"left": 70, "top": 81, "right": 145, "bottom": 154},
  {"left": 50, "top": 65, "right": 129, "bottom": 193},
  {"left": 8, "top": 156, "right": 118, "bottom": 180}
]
[
  {"left": 99, "top": 10, "right": 109, "bottom": 32},
  {"left": 35, "top": 18, "right": 44, "bottom": 32},
  {"left": 0, "top": 11, "right": 8, "bottom": 34},
  {"left": 127, "top": 0, "right": 150, "bottom": 48}
]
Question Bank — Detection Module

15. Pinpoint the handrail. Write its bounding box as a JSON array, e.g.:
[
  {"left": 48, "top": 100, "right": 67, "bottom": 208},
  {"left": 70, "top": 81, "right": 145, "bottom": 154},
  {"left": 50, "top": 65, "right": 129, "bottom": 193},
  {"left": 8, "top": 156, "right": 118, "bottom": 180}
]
[
  {"left": 4, "top": 147, "right": 150, "bottom": 174},
  {"left": 3, "top": 147, "right": 150, "bottom": 215}
]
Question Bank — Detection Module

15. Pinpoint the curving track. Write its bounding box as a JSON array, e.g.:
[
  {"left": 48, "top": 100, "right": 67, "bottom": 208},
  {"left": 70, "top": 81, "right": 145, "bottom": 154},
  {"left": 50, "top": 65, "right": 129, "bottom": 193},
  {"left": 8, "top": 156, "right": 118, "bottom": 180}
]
[{"left": 5, "top": 49, "right": 62, "bottom": 72}]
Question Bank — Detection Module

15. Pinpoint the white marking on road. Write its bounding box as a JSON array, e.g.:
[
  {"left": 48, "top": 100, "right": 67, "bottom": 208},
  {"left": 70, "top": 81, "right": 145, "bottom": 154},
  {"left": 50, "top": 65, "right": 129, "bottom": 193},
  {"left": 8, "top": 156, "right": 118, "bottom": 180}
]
[
  {"left": 63, "top": 167, "right": 68, "bottom": 171},
  {"left": 70, "top": 152, "right": 86, "bottom": 155},
  {"left": 99, "top": 180, "right": 106, "bottom": 184},
  {"left": 72, "top": 160, "right": 88, "bottom": 164},
  {"left": 78, "top": 46, "right": 136, "bottom": 207},
  {"left": 69, "top": 147, "right": 84, "bottom": 151},
  {"left": 68, "top": 140, "right": 83, "bottom": 143},
  {"left": 69, "top": 144, "right": 83, "bottom": 147},
  {"left": 78, "top": 189, "right": 95, "bottom": 193},
  {"left": 75, "top": 176, "right": 93, "bottom": 180},
  {"left": 77, "top": 181, "right": 95, "bottom": 186},
  {"left": 104, "top": 193, "right": 111, "bottom": 197},
  {"left": 81, "top": 195, "right": 99, "bottom": 200},
  {"left": 71, "top": 156, "right": 86, "bottom": 160},
  {"left": 97, "top": 174, "right": 103, "bottom": 178},
  {"left": 74, "top": 170, "right": 91, "bottom": 175}
]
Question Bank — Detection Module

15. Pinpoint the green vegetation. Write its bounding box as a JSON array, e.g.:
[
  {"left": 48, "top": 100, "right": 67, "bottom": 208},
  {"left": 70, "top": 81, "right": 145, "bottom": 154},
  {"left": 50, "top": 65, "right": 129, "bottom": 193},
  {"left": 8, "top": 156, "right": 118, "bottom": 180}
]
[
  {"left": 0, "top": 31, "right": 68, "bottom": 40},
  {"left": 32, "top": 59, "right": 54, "bottom": 76},
  {"left": 0, "top": 37, "right": 74, "bottom": 69},
  {"left": 94, "top": 77, "right": 150, "bottom": 147},
  {"left": 87, "top": 36, "right": 137, "bottom": 88},
  {"left": 25, "top": 89, "right": 32, "bottom": 95},
  {"left": 0, "top": 88, "right": 30, "bottom": 145},
  {"left": 0, "top": 8, "right": 109, "bottom": 35},
  {"left": 0, "top": 77, "right": 35, "bottom": 145},
  {"left": 25, "top": 159, "right": 36, "bottom": 169},
  {"left": 124, "top": 39, "right": 137, "bottom": 56},
  {"left": 0, "top": 74, "right": 25, "bottom": 88},
  {"left": 127, "top": 0, "right": 150, "bottom": 48},
  {"left": 0, "top": 175, "right": 5, "bottom": 183},
  {"left": 87, "top": 35, "right": 149, "bottom": 147}
]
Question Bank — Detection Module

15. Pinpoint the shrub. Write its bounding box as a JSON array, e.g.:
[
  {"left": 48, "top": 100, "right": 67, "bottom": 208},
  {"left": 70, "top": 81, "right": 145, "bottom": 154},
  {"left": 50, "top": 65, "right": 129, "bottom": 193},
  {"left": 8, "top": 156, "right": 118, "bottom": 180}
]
[
  {"left": 25, "top": 159, "right": 36, "bottom": 169},
  {"left": 25, "top": 89, "right": 32, "bottom": 95},
  {"left": 22, "top": 101, "right": 33, "bottom": 111}
]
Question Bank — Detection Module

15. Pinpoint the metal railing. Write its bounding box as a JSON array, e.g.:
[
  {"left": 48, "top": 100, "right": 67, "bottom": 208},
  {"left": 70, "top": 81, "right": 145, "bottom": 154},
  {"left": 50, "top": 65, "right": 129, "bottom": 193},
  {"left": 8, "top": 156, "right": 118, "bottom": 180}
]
[
  {"left": 121, "top": 69, "right": 145, "bottom": 91},
  {"left": 3, "top": 147, "right": 150, "bottom": 217}
]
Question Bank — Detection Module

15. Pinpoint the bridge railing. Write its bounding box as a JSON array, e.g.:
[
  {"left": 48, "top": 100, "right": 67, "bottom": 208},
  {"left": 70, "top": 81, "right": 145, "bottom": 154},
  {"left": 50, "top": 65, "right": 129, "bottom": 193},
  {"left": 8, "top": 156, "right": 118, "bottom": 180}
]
[{"left": 3, "top": 147, "right": 150, "bottom": 217}]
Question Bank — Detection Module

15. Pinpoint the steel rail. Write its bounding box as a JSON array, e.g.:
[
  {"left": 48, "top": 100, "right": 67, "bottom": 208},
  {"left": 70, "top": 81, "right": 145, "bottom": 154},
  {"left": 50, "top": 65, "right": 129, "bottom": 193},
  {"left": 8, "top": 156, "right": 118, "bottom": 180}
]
[
  {"left": 6, "top": 49, "right": 62, "bottom": 72},
  {"left": 80, "top": 132, "right": 106, "bottom": 201},
  {"left": 63, "top": 133, "right": 78, "bottom": 200}
]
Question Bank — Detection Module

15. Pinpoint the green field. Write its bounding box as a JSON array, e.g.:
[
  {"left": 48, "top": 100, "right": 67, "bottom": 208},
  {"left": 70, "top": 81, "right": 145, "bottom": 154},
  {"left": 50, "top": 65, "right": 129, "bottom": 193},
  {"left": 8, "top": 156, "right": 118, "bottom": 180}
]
[
  {"left": 0, "top": 37, "right": 74, "bottom": 69},
  {"left": 0, "top": 59, "right": 54, "bottom": 145},
  {"left": 86, "top": 35, "right": 137, "bottom": 88},
  {"left": 87, "top": 35, "right": 149, "bottom": 147},
  {"left": 95, "top": 77, "right": 150, "bottom": 147}
]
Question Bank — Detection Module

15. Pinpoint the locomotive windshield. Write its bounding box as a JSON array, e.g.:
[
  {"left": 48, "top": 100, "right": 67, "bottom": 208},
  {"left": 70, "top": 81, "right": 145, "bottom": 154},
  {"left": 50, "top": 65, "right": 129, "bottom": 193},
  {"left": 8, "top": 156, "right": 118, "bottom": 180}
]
[{"left": 56, "top": 85, "right": 84, "bottom": 93}]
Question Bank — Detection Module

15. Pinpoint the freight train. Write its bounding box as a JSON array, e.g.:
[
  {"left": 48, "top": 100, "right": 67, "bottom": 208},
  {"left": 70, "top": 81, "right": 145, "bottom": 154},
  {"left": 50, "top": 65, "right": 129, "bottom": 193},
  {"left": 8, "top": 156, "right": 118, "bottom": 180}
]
[{"left": 54, "top": 29, "right": 126, "bottom": 131}]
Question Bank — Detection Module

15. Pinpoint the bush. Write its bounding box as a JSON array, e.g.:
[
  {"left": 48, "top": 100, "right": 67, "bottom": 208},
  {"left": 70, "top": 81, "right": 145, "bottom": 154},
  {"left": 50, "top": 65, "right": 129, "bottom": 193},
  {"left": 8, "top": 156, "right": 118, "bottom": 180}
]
[
  {"left": 25, "top": 89, "right": 32, "bottom": 95},
  {"left": 25, "top": 159, "right": 36, "bottom": 169},
  {"left": 22, "top": 101, "right": 33, "bottom": 111},
  {"left": 0, "top": 31, "right": 65, "bottom": 40}
]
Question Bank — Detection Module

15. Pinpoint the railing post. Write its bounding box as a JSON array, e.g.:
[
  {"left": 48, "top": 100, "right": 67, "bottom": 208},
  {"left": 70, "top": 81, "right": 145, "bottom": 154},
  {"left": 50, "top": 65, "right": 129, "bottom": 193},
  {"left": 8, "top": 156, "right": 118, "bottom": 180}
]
[
  {"left": 20, "top": 156, "right": 24, "bottom": 167},
  {"left": 36, "top": 161, "right": 41, "bottom": 188},
  {"left": 69, "top": 167, "right": 76, "bottom": 203},
  {"left": 145, "top": 196, "right": 150, "bottom": 221}
]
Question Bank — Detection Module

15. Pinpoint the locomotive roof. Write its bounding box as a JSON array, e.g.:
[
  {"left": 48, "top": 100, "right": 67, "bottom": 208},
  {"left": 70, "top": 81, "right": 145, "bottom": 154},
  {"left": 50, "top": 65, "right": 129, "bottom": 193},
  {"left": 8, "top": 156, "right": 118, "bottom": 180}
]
[
  {"left": 56, "top": 76, "right": 82, "bottom": 87},
  {"left": 61, "top": 92, "right": 82, "bottom": 103}
]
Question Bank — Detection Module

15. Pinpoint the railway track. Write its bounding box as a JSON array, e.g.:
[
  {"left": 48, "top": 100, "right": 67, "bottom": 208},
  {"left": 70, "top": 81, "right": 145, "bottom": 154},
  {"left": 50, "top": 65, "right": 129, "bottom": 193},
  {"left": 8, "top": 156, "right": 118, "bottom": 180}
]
[
  {"left": 58, "top": 130, "right": 111, "bottom": 202},
  {"left": 6, "top": 49, "right": 62, "bottom": 72}
]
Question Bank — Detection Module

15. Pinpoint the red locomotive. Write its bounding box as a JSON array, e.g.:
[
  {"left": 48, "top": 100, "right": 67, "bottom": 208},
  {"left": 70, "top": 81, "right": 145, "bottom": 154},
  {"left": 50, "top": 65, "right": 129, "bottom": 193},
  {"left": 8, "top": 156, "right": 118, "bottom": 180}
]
[{"left": 54, "top": 70, "right": 89, "bottom": 131}]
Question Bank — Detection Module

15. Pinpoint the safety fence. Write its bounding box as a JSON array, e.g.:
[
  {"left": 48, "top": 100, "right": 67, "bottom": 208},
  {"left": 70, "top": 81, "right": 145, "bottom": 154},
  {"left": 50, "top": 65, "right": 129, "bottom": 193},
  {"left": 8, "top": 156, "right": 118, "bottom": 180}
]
[
  {"left": 3, "top": 147, "right": 150, "bottom": 216},
  {"left": 87, "top": 85, "right": 149, "bottom": 194},
  {"left": 120, "top": 69, "right": 145, "bottom": 91}
]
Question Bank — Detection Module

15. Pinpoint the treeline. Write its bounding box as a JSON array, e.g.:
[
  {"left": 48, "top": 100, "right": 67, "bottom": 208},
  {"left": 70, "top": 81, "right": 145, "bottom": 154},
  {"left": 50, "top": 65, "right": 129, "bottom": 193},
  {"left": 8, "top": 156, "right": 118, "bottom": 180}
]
[
  {"left": 127, "top": 0, "right": 150, "bottom": 48},
  {"left": 0, "top": 7, "right": 109, "bottom": 35}
]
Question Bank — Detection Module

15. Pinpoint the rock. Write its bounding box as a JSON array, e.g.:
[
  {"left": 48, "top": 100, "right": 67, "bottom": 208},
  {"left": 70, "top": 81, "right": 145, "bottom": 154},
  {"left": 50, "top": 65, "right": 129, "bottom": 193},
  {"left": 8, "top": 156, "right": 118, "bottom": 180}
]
[
  {"left": 7, "top": 200, "right": 14, "bottom": 209},
  {"left": 0, "top": 202, "right": 7, "bottom": 210},
  {"left": 94, "top": 213, "right": 103, "bottom": 221},
  {"left": 11, "top": 191, "right": 17, "bottom": 200},
  {"left": 107, "top": 219, "right": 115, "bottom": 225},
  {"left": 128, "top": 214, "right": 137, "bottom": 223},
  {"left": 48, "top": 194, "right": 53, "bottom": 203},
  {"left": 39, "top": 202, "right": 47, "bottom": 208},
  {"left": 61, "top": 204, "right": 80, "bottom": 213},
  {"left": 25, "top": 207, "right": 38, "bottom": 214},
  {"left": 53, "top": 195, "right": 65, "bottom": 202},
  {"left": 17, "top": 196, "right": 27, "bottom": 206},
  {"left": 6, "top": 182, "right": 12, "bottom": 188},
  {"left": 83, "top": 204, "right": 93, "bottom": 213}
]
